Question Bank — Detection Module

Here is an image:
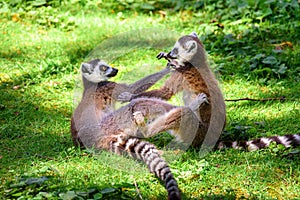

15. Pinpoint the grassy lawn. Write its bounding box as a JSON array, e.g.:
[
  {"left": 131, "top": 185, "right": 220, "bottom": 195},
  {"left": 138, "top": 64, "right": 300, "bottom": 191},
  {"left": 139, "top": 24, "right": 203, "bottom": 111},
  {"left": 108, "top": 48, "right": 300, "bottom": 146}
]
[{"left": 0, "top": 1, "right": 299, "bottom": 199}]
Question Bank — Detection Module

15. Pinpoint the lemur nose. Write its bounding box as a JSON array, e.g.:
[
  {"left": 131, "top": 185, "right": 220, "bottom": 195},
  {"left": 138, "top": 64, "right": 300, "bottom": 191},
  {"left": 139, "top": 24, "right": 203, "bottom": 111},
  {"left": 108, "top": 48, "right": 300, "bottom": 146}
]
[{"left": 107, "top": 68, "right": 118, "bottom": 77}]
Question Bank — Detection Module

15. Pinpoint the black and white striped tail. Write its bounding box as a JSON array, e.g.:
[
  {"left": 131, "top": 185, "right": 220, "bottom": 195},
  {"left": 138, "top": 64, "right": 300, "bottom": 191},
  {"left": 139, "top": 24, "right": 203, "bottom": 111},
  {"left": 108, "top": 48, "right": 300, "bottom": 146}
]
[
  {"left": 217, "top": 134, "right": 300, "bottom": 151},
  {"left": 110, "top": 137, "right": 181, "bottom": 200}
]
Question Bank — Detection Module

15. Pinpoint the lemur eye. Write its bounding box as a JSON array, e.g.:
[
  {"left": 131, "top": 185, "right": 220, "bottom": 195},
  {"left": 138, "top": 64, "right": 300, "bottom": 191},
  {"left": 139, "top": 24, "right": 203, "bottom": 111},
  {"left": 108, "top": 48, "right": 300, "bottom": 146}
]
[{"left": 100, "top": 65, "right": 108, "bottom": 71}]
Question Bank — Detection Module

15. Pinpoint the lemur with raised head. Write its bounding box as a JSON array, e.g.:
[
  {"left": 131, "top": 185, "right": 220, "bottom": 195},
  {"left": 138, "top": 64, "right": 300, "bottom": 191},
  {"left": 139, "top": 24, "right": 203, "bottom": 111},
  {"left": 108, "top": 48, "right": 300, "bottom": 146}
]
[
  {"left": 154, "top": 33, "right": 300, "bottom": 151},
  {"left": 119, "top": 33, "right": 300, "bottom": 151},
  {"left": 119, "top": 32, "right": 226, "bottom": 149},
  {"left": 71, "top": 59, "right": 209, "bottom": 199}
]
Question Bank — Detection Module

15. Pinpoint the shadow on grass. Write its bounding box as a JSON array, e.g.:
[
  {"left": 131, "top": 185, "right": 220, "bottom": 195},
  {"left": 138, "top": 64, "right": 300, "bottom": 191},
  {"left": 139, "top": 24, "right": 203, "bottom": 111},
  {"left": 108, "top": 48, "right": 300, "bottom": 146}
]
[
  {"left": 0, "top": 73, "right": 163, "bottom": 199},
  {"left": 0, "top": 80, "right": 72, "bottom": 161}
]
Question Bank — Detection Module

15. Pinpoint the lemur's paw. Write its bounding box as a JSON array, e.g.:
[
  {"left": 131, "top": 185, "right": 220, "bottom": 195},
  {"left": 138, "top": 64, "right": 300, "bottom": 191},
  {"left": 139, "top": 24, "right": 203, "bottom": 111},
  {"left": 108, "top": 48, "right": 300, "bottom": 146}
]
[
  {"left": 196, "top": 93, "right": 209, "bottom": 105},
  {"left": 189, "top": 93, "right": 209, "bottom": 111},
  {"left": 133, "top": 111, "right": 146, "bottom": 126},
  {"left": 156, "top": 52, "right": 168, "bottom": 60},
  {"left": 166, "top": 62, "right": 177, "bottom": 69},
  {"left": 114, "top": 132, "right": 129, "bottom": 145}
]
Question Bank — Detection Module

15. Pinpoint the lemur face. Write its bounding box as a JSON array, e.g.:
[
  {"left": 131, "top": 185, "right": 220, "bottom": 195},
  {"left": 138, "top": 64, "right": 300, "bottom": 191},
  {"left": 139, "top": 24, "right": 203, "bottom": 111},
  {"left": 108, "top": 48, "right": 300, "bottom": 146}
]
[
  {"left": 166, "top": 32, "right": 199, "bottom": 69},
  {"left": 81, "top": 59, "right": 118, "bottom": 83}
]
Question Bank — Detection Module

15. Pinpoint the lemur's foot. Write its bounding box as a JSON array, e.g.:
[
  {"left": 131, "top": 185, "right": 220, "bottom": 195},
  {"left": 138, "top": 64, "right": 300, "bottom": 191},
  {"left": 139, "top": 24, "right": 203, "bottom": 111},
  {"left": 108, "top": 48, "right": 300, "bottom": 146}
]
[
  {"left": 114, "top": 132, "right": 130, "bottom": 146},
  {"left": 189, "top": 93, "right": 209, "bottom": 111},
  {"left": 133, "top": 111, "right": 146, "bottom": 126},
  {"left": 197, "top": 93, "right": 209, "bottom": 105}
]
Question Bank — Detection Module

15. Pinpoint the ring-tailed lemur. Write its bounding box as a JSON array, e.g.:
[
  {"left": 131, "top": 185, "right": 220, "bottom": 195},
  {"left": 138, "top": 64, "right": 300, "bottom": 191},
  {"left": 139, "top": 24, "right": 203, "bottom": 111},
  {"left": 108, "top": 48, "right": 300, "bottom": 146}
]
[
  {"left": 118, "top": 32, "right": 226, "bottom": 149},
  {"left": 71, "top": 59, "right": 170, "bottom": 147},
  {"left": 71, "top": 59, "right": 209, "bottom": 199},
  {"left": 119, "top": 33, "right": 300, "bottom": 152},
  {"left": 154, "top": 33, "right": 300, "bottom": 152}
]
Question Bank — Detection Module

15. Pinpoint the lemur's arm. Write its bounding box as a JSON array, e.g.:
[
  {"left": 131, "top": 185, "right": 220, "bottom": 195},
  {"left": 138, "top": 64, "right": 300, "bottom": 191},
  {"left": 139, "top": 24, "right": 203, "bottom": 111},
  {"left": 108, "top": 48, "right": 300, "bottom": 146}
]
[
  {"left": 118, "top": 71, "right": 183, "bottom": 102},
  {"left": 118, "top": 52, "right": 182, "bottom": 102},
  {"left": 114, "top": 67, "right": 170, "bottom": 101},
  {"left": 143, "top": 93, "right": 209, "bottom": 141},
  {"left": 127, "top": 67, "right": 170, "bottom": 94}
]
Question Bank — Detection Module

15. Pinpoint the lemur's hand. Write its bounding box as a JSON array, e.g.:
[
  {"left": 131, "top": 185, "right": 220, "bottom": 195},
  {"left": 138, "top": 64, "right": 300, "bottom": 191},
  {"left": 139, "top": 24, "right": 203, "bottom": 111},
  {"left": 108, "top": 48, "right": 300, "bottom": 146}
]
[
  {"left": 167, "top": 62, "right": 177, "bottom": 69},
  {"left": 156, "top": 52, "right": 169, "bottom": 60},
  {"left": 118, "top": 92, "right": 134, "bottom": 103}
]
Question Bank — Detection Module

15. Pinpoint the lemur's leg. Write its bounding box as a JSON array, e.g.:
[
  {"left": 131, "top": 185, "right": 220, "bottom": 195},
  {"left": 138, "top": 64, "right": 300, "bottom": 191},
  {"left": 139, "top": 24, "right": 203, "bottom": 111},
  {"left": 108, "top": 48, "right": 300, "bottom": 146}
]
[
  {"left": 144, "top": 93, "right": 208, "bottom": 144},
  {"left": 146, "top": 107, "right": 200, "bottom": 144}
]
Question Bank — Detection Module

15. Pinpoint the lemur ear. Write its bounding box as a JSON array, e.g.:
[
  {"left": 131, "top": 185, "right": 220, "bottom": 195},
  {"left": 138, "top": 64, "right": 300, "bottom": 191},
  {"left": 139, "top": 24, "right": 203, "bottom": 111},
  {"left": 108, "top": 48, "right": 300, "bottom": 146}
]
[
  {"left": 187, "top": 41, "right": 197, "bottom": 52},
  {"left": 81, "top": 62, "right": 93, "bottom": 73},
  {"left": 190, "top": 32, "right": 198, "bottom": 38}
]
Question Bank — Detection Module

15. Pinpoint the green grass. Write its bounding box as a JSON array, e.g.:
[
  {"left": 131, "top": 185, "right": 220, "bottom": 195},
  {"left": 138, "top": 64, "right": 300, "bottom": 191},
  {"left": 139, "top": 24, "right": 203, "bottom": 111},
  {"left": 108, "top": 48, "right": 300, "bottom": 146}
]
[{"left": 0, "top": 0, "right": 300, "bottom": 199}]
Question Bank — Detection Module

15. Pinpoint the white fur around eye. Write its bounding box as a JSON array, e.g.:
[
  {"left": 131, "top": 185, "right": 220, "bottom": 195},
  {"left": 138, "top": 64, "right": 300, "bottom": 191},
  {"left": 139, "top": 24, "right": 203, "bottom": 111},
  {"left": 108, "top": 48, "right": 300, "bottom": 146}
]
[
  {"left": 81, "top": 63, "right": 109, "bottom": 83},
  {"left": 83, "top": 72, "right": 107, "bottom": 83}
]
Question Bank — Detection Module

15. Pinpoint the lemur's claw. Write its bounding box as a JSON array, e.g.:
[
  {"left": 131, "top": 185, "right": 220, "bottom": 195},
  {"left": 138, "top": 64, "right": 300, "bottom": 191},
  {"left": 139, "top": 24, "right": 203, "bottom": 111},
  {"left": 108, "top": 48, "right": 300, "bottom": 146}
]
[
  {"left": 197, "top": 93, "right": 210, "bottom": 105},
  {"left": 156, "top": 52, "right": 167, "bottom": 60},
  {"left": 189, "top": 93, "right": 210, "bottom": 111}
]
